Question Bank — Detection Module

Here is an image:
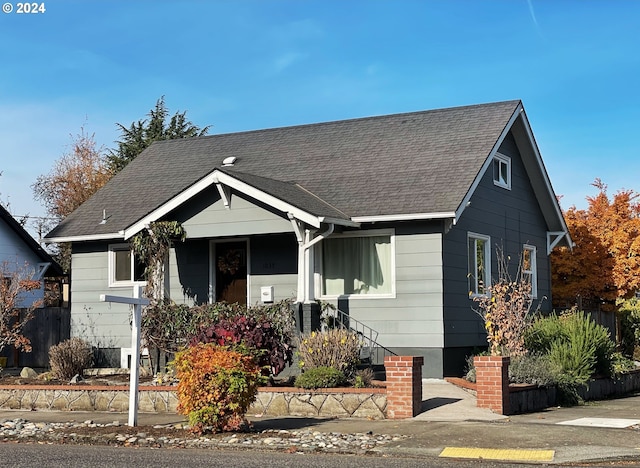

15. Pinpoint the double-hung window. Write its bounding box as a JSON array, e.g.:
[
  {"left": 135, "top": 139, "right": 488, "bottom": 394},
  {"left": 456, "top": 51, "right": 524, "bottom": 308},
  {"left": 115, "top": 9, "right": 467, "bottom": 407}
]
[
  {"left": 468, "top": 233, "right": 490, "bottom": 296},
  {"left": 522, "top": 245, "right": 537, "bottom": 298},
  {"left": 320, "top": 230, "right": 394, "bottom": 298},
  {"left": 493, "top": 153, "right": 511, "bottom": 190},
  {"left": 109, "top": 244, "right": 145, "bottom": 287}
]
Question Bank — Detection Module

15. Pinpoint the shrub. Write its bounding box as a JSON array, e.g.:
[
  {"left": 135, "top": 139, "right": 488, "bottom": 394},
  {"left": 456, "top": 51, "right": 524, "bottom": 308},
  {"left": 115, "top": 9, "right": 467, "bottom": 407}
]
[
  {"left": 294, "top": 366, "right": 346, "bottom": 389},
  {"left": 352, "top": 367, "right": 375, "bottom": 388},
  {"left": 610, "top": 351, "right": 636, "bottom": 377},
  {"left": 49, "top": 337, "right": 94, "bottom": 380},
  {"left": 296, "top": 328, "right": 363, "bottom": 378},
  {"left": 508, "top": 354, "right": 561, "bottom": 387},
  {"left": 526, "top": 310, "right": 614, "bottom": 378},
  {"left": 190, "top": 313, "right": 293, "bottom": 376},
  {"left": 174, "top": 343, "right": 265, "bottom": 434},
  {"left": 472, "top": 249, "right": 536, "bottom": 356},
  {"left": 618, "top": 298, "right": 640, "bottom": 358},
  {"left": 143, "top": 299, "right": 295, "bottom": 376}
]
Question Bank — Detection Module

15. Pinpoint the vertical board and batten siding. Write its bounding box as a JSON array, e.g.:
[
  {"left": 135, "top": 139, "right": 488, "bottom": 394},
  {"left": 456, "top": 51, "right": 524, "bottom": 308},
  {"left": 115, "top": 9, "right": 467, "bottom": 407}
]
[
  {"left": 70, "top": 242, "right": 133, "bottom": 348},
  {"left": 442, "top": 132, "right": 551, "bottom": 373}
]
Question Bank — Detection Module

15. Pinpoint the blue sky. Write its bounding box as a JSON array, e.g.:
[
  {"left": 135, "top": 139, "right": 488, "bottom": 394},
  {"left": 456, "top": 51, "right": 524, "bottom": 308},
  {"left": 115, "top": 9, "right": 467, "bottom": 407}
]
[{"left": 1, "top": 1, "right": 639, "bottom": 236}]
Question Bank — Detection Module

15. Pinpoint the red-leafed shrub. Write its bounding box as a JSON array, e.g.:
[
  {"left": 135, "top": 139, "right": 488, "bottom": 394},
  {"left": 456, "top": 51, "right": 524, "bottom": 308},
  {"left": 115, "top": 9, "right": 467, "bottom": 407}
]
[
  {"left": 174, "top": 343, "right": 264, "bottom": 434},
  {"left": 190, "top": 313, "right": 292, "bottom": 375}
]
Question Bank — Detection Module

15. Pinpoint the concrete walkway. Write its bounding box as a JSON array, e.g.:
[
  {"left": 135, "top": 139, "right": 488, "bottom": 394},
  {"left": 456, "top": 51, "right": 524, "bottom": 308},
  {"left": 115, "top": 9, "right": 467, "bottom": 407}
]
[{"left": 416, "top": 378, "right": 507, "bottom": 422}]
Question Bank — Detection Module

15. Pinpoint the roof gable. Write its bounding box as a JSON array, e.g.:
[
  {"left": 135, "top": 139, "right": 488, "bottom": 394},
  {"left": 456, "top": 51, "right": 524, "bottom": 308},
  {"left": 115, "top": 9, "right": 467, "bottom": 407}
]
[
  {"left": 44, "top": 100, "right": 566, "bottom": 244},
  {"left": 0, "top": 205, "right": 63, "bottom": 275}
]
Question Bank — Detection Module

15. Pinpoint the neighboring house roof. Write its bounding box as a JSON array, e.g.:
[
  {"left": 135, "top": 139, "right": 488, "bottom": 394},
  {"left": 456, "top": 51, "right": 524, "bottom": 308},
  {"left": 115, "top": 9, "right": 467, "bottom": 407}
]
[
  {"left": 45, "top": 100, "right": 570, "bottom": 246},
  {"left": 0, "top": 204, "right": 64, "bottom": 276}
]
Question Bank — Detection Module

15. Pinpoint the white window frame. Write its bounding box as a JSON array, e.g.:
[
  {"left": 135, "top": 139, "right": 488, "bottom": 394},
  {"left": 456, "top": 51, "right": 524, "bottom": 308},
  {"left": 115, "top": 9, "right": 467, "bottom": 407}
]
[
  {"left": 317, "top": 228, "right": 396, "bottom": 300},
  {"left": 108, "top": 244, "right": 145, "bottom": 288},
  {"left": 522, "top": 244, "right": 538, "bottom": 299},
  {"left": 492, "top": 153, "right": 511, "bottom": 190},
  {"left": 468, "top": 232, "right": 491, "bottom": 297}
]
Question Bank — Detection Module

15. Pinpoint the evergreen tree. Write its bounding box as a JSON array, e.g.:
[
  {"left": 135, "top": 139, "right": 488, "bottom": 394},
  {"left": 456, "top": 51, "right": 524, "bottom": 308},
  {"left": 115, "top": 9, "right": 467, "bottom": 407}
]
[{"left": 107, "top": 96, "right": 210, "bottom": 173}]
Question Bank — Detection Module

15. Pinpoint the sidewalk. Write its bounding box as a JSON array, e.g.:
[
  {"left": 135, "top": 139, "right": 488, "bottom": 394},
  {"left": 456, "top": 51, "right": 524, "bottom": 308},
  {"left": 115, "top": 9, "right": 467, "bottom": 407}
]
[{"left": 1, "top": 379, "right": 640, "bottom": 464}]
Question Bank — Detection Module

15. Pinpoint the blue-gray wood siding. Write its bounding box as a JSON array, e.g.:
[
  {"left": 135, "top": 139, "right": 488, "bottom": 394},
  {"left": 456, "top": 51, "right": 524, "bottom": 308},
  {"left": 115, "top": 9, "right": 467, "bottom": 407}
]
[
  {"left": 320, "top": 222, "right": 445, "bottom": 351},
  {"left": 70, "top": 242, "right": 134, "bottom": 348},
  {"left": 0, "top": 217, "right": 47, "bottom": 306},
  {"left": 442, "top": 132, "right": 552, "bottom": 353},
  {"left": 173, "top": 187, "right": 293, "bottom": 238}
]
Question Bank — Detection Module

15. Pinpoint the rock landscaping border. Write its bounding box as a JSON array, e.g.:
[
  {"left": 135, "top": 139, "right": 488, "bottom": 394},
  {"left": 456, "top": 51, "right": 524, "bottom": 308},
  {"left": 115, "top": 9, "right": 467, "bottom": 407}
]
[
  {"left": 0, "top": 354, "right": 425, "bottom": 419},
  {"left": 0, "top": 385, "right": 387, "bottom": 419}
]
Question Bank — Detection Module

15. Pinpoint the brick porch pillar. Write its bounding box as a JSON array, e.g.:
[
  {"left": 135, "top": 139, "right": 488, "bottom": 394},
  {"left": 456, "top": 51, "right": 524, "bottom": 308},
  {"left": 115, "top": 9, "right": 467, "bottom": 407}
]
[
  {"left": 384, "top": 356, "right": 424, "bottom": 419},
  {"left": 474, "top": 355, "right": 511, "bottom": 415}
]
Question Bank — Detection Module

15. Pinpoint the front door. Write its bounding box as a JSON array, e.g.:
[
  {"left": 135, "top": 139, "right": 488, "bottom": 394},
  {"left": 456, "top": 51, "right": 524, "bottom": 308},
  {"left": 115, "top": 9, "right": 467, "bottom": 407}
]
[{"left": 214, "top": 241, "right": 247, "bottom": 305}]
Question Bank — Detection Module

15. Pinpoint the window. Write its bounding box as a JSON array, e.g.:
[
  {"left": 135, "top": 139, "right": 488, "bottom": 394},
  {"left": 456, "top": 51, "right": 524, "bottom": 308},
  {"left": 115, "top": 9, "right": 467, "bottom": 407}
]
[
  {"left": 522, "top": 245, "right": 537, "bottom": 298},
  {"left": 320, "top": 230, "right": 394, "bottom": 298},
  {"left": 492, "top": 153, "right": 511, "bottom": 190},
  {"left": 109, "top": 244, "right": 145, "bottom": 287},
  {"left": 468, "top": 233, "right": 490, "bottom": 296}
]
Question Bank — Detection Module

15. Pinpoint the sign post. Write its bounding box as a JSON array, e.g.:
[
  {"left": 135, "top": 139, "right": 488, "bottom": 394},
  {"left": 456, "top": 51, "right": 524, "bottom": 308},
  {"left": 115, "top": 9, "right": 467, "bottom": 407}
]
[{"left": 100, "top": 285, "right": 150, "bottom": 426}]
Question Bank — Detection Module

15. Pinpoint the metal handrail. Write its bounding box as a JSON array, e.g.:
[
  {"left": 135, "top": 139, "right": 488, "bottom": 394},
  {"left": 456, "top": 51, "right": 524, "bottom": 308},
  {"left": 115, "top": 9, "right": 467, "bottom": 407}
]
[{"left": 322, "top": 308, "right": 397, "bottom": 363}]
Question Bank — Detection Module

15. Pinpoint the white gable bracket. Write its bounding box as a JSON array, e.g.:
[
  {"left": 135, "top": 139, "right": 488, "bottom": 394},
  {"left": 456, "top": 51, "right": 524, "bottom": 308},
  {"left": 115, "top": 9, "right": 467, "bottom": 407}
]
[
  {"left": 547, "top": 231, "right": 568, "bottom": 255},
  {"left": 214, "top": 182, "right": 232, "bottom": 209}
]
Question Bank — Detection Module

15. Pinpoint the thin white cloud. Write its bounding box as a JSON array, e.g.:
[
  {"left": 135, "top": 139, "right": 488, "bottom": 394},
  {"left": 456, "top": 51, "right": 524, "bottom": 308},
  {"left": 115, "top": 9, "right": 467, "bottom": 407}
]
[
  {"left": 527, "top": 0, "right": 545, "bottom": 39},
  {"left": 273, "top": 52, "right": 308, "bottom": 74}
]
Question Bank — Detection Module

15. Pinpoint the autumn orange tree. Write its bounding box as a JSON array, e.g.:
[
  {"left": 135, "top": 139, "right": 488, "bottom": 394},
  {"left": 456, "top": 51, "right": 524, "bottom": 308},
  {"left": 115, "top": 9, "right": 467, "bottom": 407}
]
[
  {"left": 32, "top": 128, "right": 112, "bottom": 271},
  {"left": 552, "top": 179, "right": 640, "bottom": 312}
]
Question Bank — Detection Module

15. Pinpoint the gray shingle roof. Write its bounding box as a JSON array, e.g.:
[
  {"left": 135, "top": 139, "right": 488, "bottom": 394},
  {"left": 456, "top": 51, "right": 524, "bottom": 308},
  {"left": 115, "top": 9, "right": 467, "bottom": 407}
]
[{"left": 46, "top": 100, "right": 521, "bottom": 240}]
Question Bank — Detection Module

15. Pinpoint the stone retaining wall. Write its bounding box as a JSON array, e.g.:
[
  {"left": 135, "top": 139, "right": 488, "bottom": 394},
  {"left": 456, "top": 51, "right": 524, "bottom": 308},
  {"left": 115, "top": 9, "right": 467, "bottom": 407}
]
[
  {"left": 0, "top": 385, "right": 387, "bottom": 419},
  {"left": 0, "top": 385, "right": 179, "bottom": 413},
  {"left": 251, "top": 387, "right": 387, "bottom": 419},
  {"left": 0, "top": 355, "right": 426, "bottom": 419}
]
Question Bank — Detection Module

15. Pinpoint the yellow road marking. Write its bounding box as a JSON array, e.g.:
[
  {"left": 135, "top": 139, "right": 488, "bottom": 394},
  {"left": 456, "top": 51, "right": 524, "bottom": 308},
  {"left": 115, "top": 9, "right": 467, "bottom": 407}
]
[{"left": 440, "top": 447, "right": 554, "bottom": 462}]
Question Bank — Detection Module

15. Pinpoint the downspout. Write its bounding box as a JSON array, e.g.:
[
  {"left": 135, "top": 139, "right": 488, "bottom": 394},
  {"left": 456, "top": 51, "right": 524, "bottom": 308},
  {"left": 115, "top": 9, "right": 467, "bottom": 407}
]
[{"left": 289, "top": 214, "right": 334, "bottom": 303}]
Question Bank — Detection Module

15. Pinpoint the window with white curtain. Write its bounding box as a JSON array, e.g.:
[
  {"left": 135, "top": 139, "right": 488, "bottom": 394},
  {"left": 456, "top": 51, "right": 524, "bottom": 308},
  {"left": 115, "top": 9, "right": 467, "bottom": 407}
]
[{"left": 320, "top": 230, "right": 394, "bottom": 297}]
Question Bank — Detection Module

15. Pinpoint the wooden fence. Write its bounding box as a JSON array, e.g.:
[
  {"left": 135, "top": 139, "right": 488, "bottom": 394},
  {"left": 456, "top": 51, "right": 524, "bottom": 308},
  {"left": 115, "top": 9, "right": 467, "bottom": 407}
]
[{"left": 0, "top": 307, "right": 70, "bottom": 368}]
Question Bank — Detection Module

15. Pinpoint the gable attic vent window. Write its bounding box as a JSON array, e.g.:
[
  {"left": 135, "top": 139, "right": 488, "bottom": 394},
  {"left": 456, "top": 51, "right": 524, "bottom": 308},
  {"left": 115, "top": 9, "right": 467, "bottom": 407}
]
[{"left": 492, "top": 153, "right": 511, "bottom": 190}]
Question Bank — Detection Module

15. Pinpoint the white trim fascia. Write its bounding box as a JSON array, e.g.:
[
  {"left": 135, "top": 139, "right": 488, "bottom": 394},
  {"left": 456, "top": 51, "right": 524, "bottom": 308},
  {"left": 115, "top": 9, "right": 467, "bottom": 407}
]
[
  {"left": 124, "top": 172, "right": 222, "bottom": 239},
  {"left": 123, "top": 170, "right": 330, "bottom": 239},
  {"left": 214, "top": 172, "right": 322, "bottom": 228},
  {"left": 319, "top": 216, "right": 360, "bottom": 227},
  {"left": 518, "top": 108, "right": 572, "bottom": 245},
  {"left": 351, "top": 212, "right": 456, "bottom": 223},
  {"left": 44, "top": 232, "right": 125, "bottom": 243},
  {"left": 455, "top": 105, "right": 522, "bottom": 221}
]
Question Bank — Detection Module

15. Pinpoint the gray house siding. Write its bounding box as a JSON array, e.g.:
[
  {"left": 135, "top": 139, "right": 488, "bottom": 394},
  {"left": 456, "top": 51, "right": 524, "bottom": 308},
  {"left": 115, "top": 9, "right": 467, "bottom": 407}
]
[
  {"left": 324, "top": 222, "right": 446, "bottom": 377},
  {"left": 168, "top": 239, "right": 210, "bottom": 305},
  {"left": 70, "top": 242, "right": 133, "bottom": 365},
  {"left": 174, "top": 187, "right": 293, "bottom": 238},
  {"left": 442, "top": 132, "right": 551, "bottom": 376},
  {"left": 248, "top": 234, "right": 298, "bottom": 304}
]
